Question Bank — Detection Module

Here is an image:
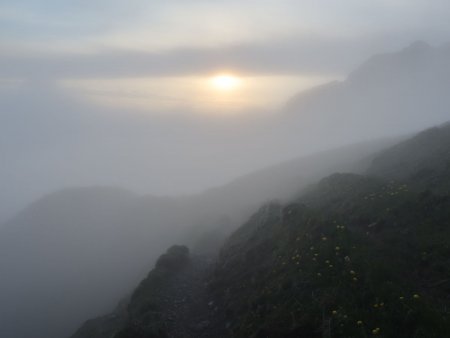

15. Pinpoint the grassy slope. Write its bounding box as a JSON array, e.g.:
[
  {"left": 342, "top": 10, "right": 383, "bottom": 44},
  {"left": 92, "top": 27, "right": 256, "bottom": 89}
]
[{"left": 210, "top": 125, "right": 450, "bottom": 337}]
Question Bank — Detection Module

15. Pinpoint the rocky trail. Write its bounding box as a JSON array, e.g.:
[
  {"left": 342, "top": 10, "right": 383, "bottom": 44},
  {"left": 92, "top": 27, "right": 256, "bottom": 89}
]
[{"left": 159, "top": 256, "right": 227, "bottom": 338}]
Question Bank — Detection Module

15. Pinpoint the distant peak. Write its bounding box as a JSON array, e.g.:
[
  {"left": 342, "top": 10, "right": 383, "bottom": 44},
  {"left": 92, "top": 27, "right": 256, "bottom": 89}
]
[{"left": 402, "top": 40, "right": 432, "bottom": 53}]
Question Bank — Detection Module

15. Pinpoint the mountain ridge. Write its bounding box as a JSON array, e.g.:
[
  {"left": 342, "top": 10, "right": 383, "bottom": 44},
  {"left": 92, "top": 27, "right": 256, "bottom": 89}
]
[{"left": 284, "top": 41, "right": 450, "bottom": 145}]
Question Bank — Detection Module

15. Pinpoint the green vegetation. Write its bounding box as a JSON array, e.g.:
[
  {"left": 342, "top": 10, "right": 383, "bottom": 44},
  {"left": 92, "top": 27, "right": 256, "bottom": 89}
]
[{"left": 211, "top": 174, "right": 450, "bottom": 337}]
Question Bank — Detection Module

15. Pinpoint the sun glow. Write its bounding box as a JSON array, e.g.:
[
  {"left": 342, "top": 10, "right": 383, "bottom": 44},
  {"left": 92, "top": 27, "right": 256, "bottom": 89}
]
[
  {"left": 62, "top": 75, "right": 332, "bottom": 113},
  {"left": 211, "top": 74, "right": 241, "bottom": 91}
]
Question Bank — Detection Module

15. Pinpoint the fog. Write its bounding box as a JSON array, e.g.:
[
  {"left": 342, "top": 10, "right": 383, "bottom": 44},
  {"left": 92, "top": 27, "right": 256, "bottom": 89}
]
[
  {"left": 3, "top": 41, "right": 450, "bottom": 222},
  {"left": 1, "top": 1, "right": 450, "bottom": 337}
]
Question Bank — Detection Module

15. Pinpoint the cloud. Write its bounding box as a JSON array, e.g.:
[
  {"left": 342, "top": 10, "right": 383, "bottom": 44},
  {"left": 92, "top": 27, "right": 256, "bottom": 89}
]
[
  {"left": 0, "top": 34, "right": 423, "bottom": 80},
  {"left": 2, "top": 0, "right": 450, "bottom": 51},
  {"left": 1, "top": 0, "right": 450, "bottom": 81}
]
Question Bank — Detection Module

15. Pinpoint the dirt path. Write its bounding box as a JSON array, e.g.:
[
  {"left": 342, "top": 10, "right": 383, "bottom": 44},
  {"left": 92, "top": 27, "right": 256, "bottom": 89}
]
[{"left": 160, "top": 256, "right": 227, "bottom": 338}]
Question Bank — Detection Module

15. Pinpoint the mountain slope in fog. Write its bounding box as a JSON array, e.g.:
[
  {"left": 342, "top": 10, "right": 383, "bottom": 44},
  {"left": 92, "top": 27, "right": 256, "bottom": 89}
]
[
  {"left": 284, "top": 41, "right": 450, "bottom": 143},
  {"left": 73, "top": 122, "right": 450, "bottom": 337},
  {"left": 0, "top": 139, "right": 389, "bottom": 338},
  {"left": 367, "top": 123, "right": 450, "bottom": 194},
  {"left": 208, "top": 122, "right": 450, "bottom": 337},
  {"left": 0, "top": 187, "right": 185, "bottom": 338}
]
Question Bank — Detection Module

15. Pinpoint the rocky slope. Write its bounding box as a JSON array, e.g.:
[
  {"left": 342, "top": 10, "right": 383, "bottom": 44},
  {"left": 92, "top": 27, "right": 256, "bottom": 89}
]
[{"left": 72, "top": 246, "right": 225, "bottom": 338}]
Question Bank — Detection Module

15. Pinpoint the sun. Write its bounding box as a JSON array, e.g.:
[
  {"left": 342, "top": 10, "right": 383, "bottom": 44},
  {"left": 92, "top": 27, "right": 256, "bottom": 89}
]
[{"left": 211, "top": 74, "right": 241, "bottom": 91}]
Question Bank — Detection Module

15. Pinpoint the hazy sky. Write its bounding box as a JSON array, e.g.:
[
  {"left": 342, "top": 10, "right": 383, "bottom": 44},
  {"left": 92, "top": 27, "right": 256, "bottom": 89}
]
[
  {"left": 1, "top": 0, "right": 450, "bottom": 220},
  {"left": 1, "top": 0, "right": 450, "bottom": 110}
]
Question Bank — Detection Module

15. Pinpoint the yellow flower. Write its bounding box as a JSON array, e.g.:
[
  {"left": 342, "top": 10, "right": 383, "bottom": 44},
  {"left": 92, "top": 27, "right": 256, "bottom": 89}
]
[
  {"left": 357, "top": 320, "right": 363, "bottom": 325},
  {"left": 372, "top": 327, "right": 380, "bottom": 335},
  {"left": 332, "top": 310, "right": 337, "bottom": 315},
  {"left": 322, "top": 237, "right": 327, "bottom": 241},
  {"left": 352, "top": 277, "right": 358, "bottom": 282},
  {"left": 413, "top": 294, "right": 420, "bottom": 299},
  {"left": 335, "top": 246, "right": 340, "bottom": 251},
  {"left": 399, "top": 296, "right": 404, "bottom": 300},
  {"left": 350, "top": 270, "right": 356, "bottom": 275}
]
